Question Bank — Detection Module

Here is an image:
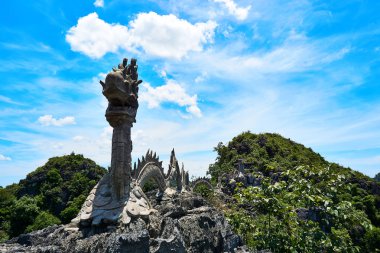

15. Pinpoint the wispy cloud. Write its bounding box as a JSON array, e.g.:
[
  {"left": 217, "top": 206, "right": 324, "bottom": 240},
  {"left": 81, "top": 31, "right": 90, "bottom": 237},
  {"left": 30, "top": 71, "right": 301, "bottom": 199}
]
[
  {"left": 213, "top": 0, "right": 251, "bottom": 21},
  {"left": 0, "top": 95, "right": 23, "bottom": 105},
  {"left": 0, "top": 42, "right": 51, "bottom": 52},
  {"left": 0, "top": 154, "right": 11, "bottom": 161}
]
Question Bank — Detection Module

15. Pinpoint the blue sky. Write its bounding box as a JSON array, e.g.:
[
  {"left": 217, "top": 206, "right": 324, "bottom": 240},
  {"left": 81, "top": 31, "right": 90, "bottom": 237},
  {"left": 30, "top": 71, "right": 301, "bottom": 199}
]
[{"left": 0, "top": 0, "right": 379, "bottom": 186}]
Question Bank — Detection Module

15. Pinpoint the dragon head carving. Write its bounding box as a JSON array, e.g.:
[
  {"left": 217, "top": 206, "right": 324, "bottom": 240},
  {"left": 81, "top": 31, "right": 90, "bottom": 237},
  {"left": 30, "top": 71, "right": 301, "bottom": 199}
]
[{"left": 100, "top": 58, "right": 143, "bottom": 127}]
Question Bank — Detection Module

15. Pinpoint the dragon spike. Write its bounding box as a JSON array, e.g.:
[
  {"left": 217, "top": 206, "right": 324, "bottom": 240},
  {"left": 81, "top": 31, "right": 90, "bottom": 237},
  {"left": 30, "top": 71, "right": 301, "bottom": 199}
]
[
  {"left": 132, "top": 162, "right": 136, "bottom": 178},
  {"left": 136, "top": 158, "right": 141, "bottom": 177},
  {"left": 185, "top": 171, "right": 190, "bottom": 185},
  {"left": 170, "top": 149, "right": 175, "bottom": 164},
  {"left": 166, "top": 164, "right": 171, "bottom": 178},
  {"left": 153, "top": 152, "right": 156, "bottom": 159},
  {"left": 146, "top": 149, "right": 150, "bottom": 158}
]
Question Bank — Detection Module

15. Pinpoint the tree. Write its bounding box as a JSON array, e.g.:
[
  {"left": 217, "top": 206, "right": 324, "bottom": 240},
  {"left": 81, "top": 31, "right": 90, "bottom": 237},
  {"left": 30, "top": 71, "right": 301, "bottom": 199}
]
[
  {"left": 25, "top": 211, "right": 60, "bottom": 233},
  {"left": 9, "top": 196, "right": 40, "bottom": 237},
  {"left": 60, "top": 194, "right": 86, "bottom": 223}
]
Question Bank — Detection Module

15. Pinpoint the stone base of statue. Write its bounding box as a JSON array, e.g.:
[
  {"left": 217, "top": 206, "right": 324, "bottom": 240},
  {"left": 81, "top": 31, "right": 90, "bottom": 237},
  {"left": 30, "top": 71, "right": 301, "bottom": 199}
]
[{"left": 69, "top": 176, "right": 152, "bottom": 228}]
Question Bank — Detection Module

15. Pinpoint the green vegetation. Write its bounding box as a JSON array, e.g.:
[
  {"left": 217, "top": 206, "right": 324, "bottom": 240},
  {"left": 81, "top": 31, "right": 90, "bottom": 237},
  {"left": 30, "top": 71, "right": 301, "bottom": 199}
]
[
  {"left": 25, "top": 211, "right": 61, "bottom": 233},
  {"left": 142, "top": 178, "right": 159, "bottom": 192},
  {"left": 0, "top": 153, "right": 106, "bottom": 241},
  {"left": 375, "top": 172, "right": 380, "bottom": 182},
  {"left": 208, "top": 132, "right": 380, "bottom": 252},
  {"left": 193, "top": 183, "right": 213, "bottom": 198}
]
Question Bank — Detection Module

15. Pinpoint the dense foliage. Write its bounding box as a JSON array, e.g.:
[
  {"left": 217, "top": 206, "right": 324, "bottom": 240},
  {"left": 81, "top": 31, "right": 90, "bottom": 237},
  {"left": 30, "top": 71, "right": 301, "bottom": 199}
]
[
  {"left": 375, "top": 172, "right": 380, "bottom": 182},
  {"left": 208, "top": 132, "right": 380, "bottom": 252},
  {"left": 0, "top": 153, "right": 106, "bottom": 241},
  {"left": 208, "top": 132, "right": 328, "bottom": 181}
]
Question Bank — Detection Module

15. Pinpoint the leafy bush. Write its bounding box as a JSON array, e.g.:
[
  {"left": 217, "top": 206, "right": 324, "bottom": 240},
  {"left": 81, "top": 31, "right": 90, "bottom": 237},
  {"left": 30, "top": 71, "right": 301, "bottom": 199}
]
[
  {"left": 363, "top": 226, "right": 380, "bottom": 252},
  {"left": 60, "top": 194, "right": 86, "bottom": 223},
  {"left": 227, "top": 166, "right": 372, "bottom": 252},
  {"left": 193, "top": 183, "right": 213, "bottom": 198},
  {"left": 142, "top": 178, "right": 159, "bottom": 192},
  {"left": 25, "top": 211, "right": 61, "bottom": 233},
  {"left": 9, "top": 196, "right": 40, "bottom": 237}
]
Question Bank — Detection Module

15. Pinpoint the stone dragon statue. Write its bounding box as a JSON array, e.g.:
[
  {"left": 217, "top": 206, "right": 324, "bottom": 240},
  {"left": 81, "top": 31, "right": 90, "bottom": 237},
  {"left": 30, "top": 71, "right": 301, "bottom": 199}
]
[{"left": 69, "top": 58, "right": 190, "bottom": 229}]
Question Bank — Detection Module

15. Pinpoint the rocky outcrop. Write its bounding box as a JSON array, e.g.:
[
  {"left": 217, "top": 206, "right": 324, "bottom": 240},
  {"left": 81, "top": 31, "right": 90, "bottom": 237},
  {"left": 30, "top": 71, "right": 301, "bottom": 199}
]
[{"left": 1, "top": 191, "right": 249, "bottom": 253}]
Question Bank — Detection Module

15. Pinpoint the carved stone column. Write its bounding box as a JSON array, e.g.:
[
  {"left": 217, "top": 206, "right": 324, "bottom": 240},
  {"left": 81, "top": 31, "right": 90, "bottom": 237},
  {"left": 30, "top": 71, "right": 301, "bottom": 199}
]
[{"left": 106, "top": 110, "right": 135, "bottom": 201}]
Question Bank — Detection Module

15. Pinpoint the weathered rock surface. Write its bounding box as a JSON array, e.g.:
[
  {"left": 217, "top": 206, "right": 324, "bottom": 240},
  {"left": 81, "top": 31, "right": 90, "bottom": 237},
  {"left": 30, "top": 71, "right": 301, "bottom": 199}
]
[{"left": 0, "top": 192, "right": 249, "bottom": 253}]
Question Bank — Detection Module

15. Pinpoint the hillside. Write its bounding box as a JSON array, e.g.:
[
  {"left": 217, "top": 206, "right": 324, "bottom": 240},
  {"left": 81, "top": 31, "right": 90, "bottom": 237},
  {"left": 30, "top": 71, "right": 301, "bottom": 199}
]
[
  {"left": 1, "top": 133, "right": 379, "bottom": 252},
  {"left": 207, "top": 132, "right": 380, "bottom": 252},
  {"left": 0, "top": 153, "right": 106, "bottom": 241}
]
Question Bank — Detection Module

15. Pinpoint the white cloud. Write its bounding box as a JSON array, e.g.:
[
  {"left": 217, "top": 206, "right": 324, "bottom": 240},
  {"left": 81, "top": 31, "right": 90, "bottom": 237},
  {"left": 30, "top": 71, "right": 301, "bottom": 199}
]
[
  {"left": 94, "top": 0, "right": 104, "bottom": 8},
  {"left": 0, "top": 154, "right": 11, "bottom": 161},
  {"left": 38, "top": 115, "right": 76, "bottom": 126},
  {"left": 66, "top": 13, "right": 130, "bottom": 59},
  {"left": 140, "top": 80, "right": 202, "bottom": 117},
  {"left": 66, "top": 12, "right": 217, "bottom": 59},
  {"left": 129, "top": 12, "right": 217, "bottom": 59},
  {"left": 213, "top": 0, "right": 251, "bottom": 21}
]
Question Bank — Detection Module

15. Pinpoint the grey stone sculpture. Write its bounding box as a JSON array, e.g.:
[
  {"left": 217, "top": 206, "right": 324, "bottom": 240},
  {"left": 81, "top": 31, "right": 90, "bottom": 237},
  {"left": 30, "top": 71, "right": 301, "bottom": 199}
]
[{"left": 69, "top": 58, "right": 190, "bottom": 229}]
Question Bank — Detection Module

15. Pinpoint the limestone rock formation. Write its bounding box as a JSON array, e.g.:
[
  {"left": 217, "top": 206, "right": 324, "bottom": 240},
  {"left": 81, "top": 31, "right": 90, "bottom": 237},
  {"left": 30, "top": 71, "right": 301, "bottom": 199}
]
[{"left": 1, "top": 191, "right": 249, "bottom": 253}]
